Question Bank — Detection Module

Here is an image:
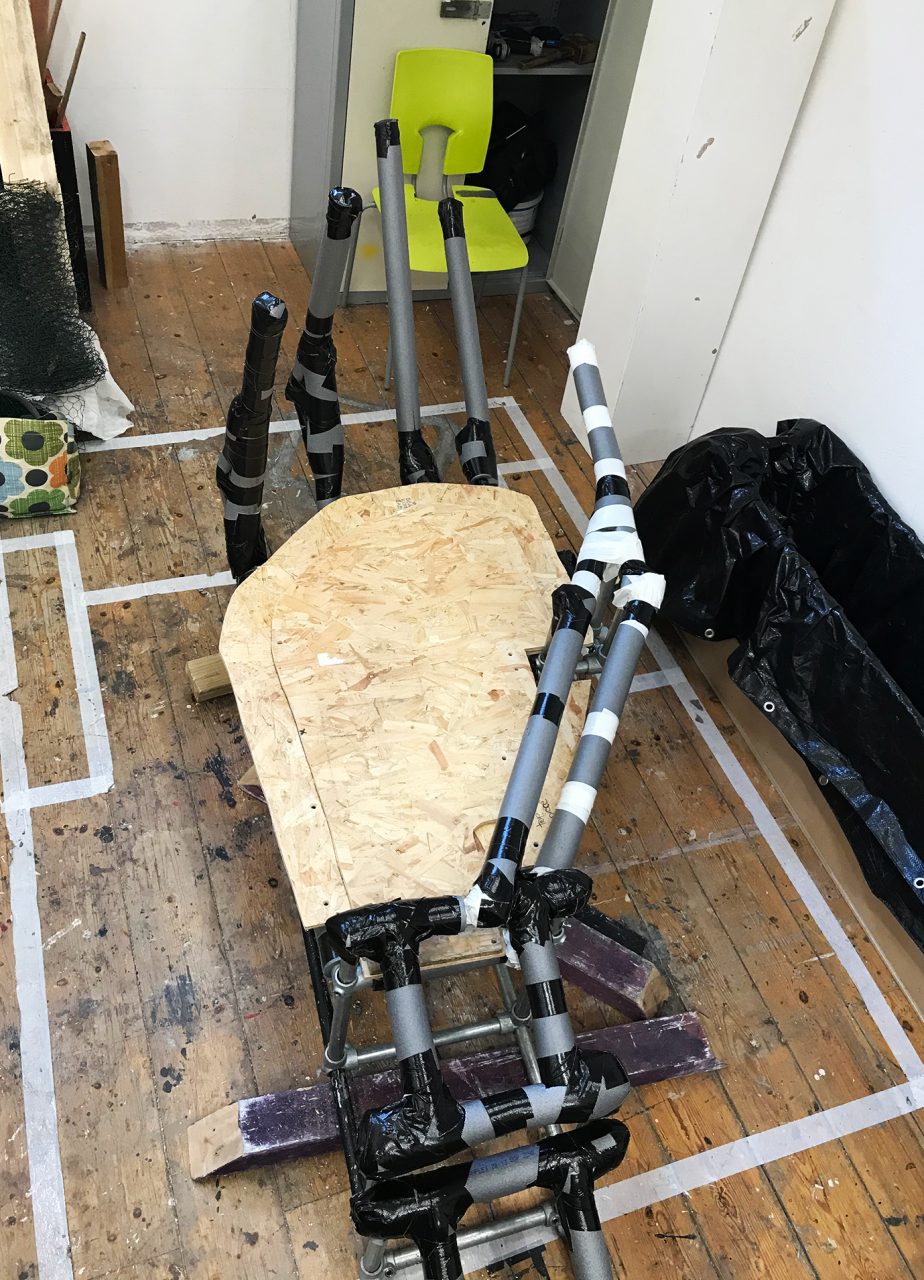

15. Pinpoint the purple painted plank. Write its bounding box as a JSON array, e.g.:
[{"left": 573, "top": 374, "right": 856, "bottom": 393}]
[
  {"left": 558, "top": 916, "right": 668, "bottom": 1020},
  {"left": 215, "top": 1012, "right": 719, "bottom": 1176}
]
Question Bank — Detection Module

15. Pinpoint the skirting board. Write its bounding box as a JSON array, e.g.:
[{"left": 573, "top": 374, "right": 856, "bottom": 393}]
[
  {"left": 82, "top": 218, "right": 292, "bottom": 247},
  {"left": 683, "top": 634, "right": 924, "bottom": 1023}
]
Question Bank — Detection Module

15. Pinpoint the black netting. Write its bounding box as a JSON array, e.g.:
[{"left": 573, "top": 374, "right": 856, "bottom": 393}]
[{"left": 0, "top": 180, "right": 104, "bottom": 395}]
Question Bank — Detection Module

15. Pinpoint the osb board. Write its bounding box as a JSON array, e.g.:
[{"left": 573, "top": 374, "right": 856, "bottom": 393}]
[
  {"left": 684, "top": 633, "right": 924, "bottom": 1024},
  {"left": 222, "top": 484, "right": 588, "bottom": 925}
]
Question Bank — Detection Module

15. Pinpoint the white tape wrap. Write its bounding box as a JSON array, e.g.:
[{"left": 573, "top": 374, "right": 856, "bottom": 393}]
[
  {"left": 567, "top": 338, "right": 598, "bottom": 370},
  {"left": 593, "top": 456, "right": 626, "bottom": 481},
  {"left": 583, "top": 404, "right": 611, "bottom": 431},
  {"left": 573, "top": 569, "right": 601, "bottom": 598},
  {"left": 580, "top": 529, "right": 646, "bottom": 569},
  {"left": 557, "top": 781, "right": 597, "bottom": 823},
  {"left": 584, "top": 709, "right": 619, "bottom": 743},
  {"left": 612, "top": 571, "right": 667, "bottom": 611},
  {"left": 587, "top": 506, "right": 635, "bottom": 535}
]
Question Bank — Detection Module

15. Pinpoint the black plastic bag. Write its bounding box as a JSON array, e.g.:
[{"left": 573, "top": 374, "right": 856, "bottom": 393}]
[
  {"left": 467, "top": 102, "right": 557, "bottom": 211},
  {"left": 635, "top": 419, "right": 924, "bottom": 950}
]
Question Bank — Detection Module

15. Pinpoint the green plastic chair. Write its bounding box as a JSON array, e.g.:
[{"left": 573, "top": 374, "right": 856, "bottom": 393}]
[{"left": 345, "top": 48, "right": 530, "bottom": 388}]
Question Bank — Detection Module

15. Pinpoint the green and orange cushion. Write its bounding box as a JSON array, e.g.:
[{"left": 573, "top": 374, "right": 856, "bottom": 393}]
[{"left": 0, "top": 418, "right": 81, "bottom": 518}]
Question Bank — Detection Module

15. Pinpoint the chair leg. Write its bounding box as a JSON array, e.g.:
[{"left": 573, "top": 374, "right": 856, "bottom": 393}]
[
  {"left": 339, "top": 206, "right": 365, "bottom": 309},
  {"left": 504, "top": 259, "right": 529, "bottom": 389},
  {"left": 384, "top": 330, "right": 393, "bottom": 390}
]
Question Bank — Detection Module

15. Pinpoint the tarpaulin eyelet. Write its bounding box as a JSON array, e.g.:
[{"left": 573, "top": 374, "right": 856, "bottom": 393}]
[
  {"left": 914, "top": 878, "right": 924, "bottom": 891},
  {"left": 818, "top": 776, "right": 829, "bottom": 787},
  {"left": 763, "top": 700, "right": 775, "bottom": 714},
  {"left": 704, "top": 628, "right": 715, "bottom": 639}
]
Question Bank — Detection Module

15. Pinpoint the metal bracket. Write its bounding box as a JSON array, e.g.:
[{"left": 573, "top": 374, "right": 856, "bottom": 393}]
[{"left": 440, "top": 1, "right": 493, "bottom": 18}]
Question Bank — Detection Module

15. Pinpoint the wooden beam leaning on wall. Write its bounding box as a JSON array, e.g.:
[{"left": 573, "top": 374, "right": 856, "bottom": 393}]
[
  {"left": 0, "top": 0, "right": 59, "bottom": 187},
  {"left": 86, "top": 140, "right": 128, "bottom": 288}
]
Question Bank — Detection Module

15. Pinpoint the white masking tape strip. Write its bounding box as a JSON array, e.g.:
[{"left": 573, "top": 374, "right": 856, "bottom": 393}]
[
  {"left": 572, "top": 569, "right": 601, "bottom": 597},
  {"left": 0, "top": 529, "right": 74, "bottom": 554},
  {"left": 56, "top": 539, "right": 113, "bottom": 791},
  {"left": 587, "top": 506, "right": 635, "bottom": 535},
  {"left": 79, "top": 399, "right": 510, "bottom": 453},
  {"left": 580, "top": 530, "right": 646, "bottom": 567},
  {"left": 583, "top": 404, "right": 612, "bottom": 431},
  {"left": 500, "top": 399, "right": 590, "bottom": 536},
  {"left": 0, "top": 555, "right": 17, "bottom": 697},
  {"left": 497, "top": 458, "right": 554, "bottom": 476},
  {"left": 613, "top": 572, "right": 666, "bottom": 611},
  {"left": 0, "top": 698, "right": 75, "bottom": 1280},
  {"left": 3, "top": 774, "right": 114, "bottom": 815},
  {"left": 83, "top": 570, "right": 235, "bottom": 607},
  {"left": 622, "top": 618, "right": 650, "bottom": 637},
  {"left": 584, "top": 710, "right": 619, "bottom": 743},
  {"left": 567, "top": 338, "right": 599, "bottom": 370},
  {"left": 595, "top": 1076, "right": 924, "bottom": 1222},
  {"left": 593, "top": 457, "right": 627, "bottom": 481},
  {"left": 557, "top": 781, "right": 597, "bottom": 823}
]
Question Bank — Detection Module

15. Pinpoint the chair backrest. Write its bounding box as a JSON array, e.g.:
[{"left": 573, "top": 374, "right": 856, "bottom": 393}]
[{"left": 390, "top": 48, "right": 494, "bottom": 176}]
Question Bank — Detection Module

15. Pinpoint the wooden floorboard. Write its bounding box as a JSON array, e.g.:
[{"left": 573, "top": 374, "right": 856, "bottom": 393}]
[{"left": 0, "top": 240, "right": 921, "bottom": 1279}]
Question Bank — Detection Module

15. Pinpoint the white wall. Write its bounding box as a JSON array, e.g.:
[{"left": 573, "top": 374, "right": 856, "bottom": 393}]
[
  {"left": 694, "top": 0, "right": 924, "bottom": 537},
  {"left": 51, "top": 0, "right": 297, "bottom": 240}
]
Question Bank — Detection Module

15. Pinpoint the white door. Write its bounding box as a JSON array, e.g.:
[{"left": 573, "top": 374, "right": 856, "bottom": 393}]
[
  {"left": 562, "top": 0, "right": 838, "bottom": 464},
  {"left": 547, "top": 0, "right": 654, "bottom": 318},
  {"left": 343, "top": 0, "right": 493, "bottom": 297}
]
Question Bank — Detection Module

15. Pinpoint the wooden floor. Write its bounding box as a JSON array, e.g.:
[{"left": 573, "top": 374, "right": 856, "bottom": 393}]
[{"left": 1, "top": 239, "right": 923, "bottom": 1280}]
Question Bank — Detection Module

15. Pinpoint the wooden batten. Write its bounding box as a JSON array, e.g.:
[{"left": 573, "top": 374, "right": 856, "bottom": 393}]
[
  {"left": 186, "top": 652, "right": 231, "bottom": 702},
  {"left": 0, "top": 0, "right": 59, "bottom": 187},
  {"left": 188, "top": 1010, "right": 720, "bottom": 1178},
  {"left": 86, "top": 140, "right": 129, "bottom": 288}
]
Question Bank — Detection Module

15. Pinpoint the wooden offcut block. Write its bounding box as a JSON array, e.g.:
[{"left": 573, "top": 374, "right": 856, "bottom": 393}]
[
  {"left": 186, "top": 653, "right": 231, "bottom": 702},
  {"left": 86, "top": 140, "right": 128, "bottom": 289}
]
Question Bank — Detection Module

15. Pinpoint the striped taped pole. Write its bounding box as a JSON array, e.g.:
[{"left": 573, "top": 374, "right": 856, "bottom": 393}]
[
  {"left": 535, "top": 340, "right": 666, "bottom": 872},
  {"left": 461, "top": 341, "right": 664, "bottom": 928},
  {"left": 285, "top": 187, "right": 362, "bottom": 507}
]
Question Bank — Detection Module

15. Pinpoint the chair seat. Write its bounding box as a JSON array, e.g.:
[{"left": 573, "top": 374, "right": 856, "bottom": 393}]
[{"left": 372, "top": 183, "right": 528, "bottom": 274}]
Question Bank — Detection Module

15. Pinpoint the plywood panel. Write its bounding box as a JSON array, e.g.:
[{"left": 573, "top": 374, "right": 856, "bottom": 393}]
[{"left": 222, "top": 484, "right": 588, "bottom": 924}]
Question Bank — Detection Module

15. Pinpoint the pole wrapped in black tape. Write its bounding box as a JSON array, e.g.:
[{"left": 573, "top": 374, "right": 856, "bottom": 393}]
[
  {"left": 286, "top": 187, "right": 363, "bottom": 506},
  {"left": 439, "top": 196, "right": 498, "bottom": 486},
  {"left": 217, "top": 291, "right": 288, "bottom": 583}
]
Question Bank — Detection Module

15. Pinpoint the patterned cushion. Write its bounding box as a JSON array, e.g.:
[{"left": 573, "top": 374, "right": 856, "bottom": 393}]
[{"left": 0, "top": 418, "right": 80, "bottom": 518}]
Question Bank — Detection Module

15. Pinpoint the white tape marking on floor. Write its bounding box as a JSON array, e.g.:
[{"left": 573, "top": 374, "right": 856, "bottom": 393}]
[
  {"left": 497, "top": 458, "right": 554, "bottom": 476},
  {"left": 599, "top": 1075, "right": 924, "bottom": 1221},
  {"left": 630, "top": 669, "right": 676, "bottom": 693},
  {"left": 646, "top": 627, "right": 924, "bottom": 1081},
  {"left": 0, "top": 529, "right": 73, "bottom": 554},
  {"left": 0, "top": 552, "right": 18, "bottom": 697},
  {"left": 0, "top": 581, "right": 74, "bottom": 1277},
  {"left": 501, "top": 397, "right": 590, "bottom": 536},
  {"left": 4, "top": 775, "right": 117, "bottom": 814},
  {"left": 55, "top": 538, "right": 113, "bottom": 801},
  {"left": 83, "top": 570, "right": 235, "bottom": 607},
  {"left": 78, "top": 398, "right": 508, "bottom": 454}
]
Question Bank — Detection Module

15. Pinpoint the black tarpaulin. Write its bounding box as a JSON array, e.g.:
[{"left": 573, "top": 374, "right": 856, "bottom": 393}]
[{"left": 635, "top": 419, "right": 924, "bottom": 950}]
